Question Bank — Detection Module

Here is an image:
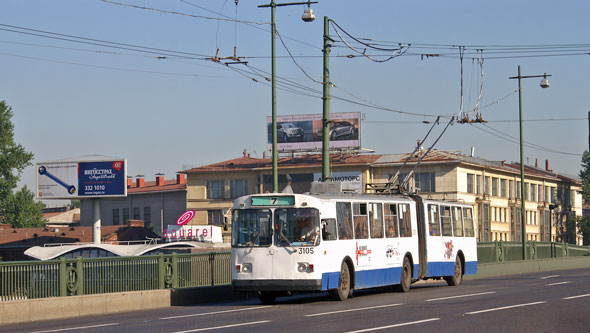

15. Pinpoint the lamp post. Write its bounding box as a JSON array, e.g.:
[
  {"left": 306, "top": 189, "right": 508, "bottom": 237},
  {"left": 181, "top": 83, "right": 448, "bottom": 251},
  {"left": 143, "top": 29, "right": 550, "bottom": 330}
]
[
  {"left": 258, "top": 0, "right": 318, "bottom": 192},
  {"left": 509, "top": 65, "right": 551, "bottom": 260}
]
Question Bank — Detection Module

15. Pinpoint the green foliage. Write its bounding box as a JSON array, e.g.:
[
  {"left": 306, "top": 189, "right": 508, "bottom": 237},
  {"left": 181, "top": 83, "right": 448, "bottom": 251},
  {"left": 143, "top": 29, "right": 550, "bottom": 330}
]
[
  {"left": 576, "top": 216, "right": 590, "bottom": 246},
  {"left": 579, "top": 151, "right": 590, "bottom": 203},
  {"left": 70, "top": 199, "right": 80, "bottom": 209},
  {"left": 2, "top": 185, "right": 45, "bottom": 228},
  {"left": 0, "top": 100, "right": 42, "bottom": 228}
]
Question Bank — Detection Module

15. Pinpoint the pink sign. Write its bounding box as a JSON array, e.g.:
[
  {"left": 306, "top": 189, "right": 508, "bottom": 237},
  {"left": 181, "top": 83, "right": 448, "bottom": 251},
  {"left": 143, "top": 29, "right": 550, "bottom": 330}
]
[{"left": 177, "top": 210, "right": 195, "bottom": 226}]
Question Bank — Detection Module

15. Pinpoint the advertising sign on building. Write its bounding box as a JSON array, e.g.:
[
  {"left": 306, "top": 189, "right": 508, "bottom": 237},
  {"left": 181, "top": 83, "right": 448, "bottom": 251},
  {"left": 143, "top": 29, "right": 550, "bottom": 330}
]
[
  {"left": 267, "top": 112, "right": 361, "bottom": 151},
  {"left": 313, "top": 171, "right": 363, "bottom": 193},
  {"left": 37, "top": 158, "right": 127, "bottom": 199}
]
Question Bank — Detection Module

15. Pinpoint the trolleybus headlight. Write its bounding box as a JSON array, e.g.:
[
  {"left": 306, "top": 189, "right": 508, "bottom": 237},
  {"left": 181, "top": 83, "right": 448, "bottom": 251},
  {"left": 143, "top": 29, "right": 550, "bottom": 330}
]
[
  {"left": 242, "top": 263, "right": 253, "bottom": 273},
  {"left": 297, "top": 262, "right": 313, "bottom": 273}
]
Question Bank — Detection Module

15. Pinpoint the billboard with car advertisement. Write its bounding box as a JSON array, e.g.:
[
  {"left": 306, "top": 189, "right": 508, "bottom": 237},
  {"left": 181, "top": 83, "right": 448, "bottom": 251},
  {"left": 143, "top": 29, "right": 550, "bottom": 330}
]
[
  {"left": 266, "top": 112, "right": 361, "bottom": 151},
  {"left": 36, "top": 158, "right": 127, "bottom": 199}
]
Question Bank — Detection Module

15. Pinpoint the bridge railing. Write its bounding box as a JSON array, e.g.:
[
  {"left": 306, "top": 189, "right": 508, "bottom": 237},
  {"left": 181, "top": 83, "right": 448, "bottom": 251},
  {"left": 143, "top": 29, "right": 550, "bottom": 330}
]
[
  {"left": 0, "top": 252, "right": 230, "bottom": 302},
  {"left": 1, "top": 242, "right": 588, "bottom": 302}
]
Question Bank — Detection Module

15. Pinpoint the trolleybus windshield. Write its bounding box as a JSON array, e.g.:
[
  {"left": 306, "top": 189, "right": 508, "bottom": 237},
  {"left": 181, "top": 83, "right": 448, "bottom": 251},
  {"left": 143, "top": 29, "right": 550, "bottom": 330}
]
[{"left": 232, "top": 209, "right": 272, "bottom": 247}]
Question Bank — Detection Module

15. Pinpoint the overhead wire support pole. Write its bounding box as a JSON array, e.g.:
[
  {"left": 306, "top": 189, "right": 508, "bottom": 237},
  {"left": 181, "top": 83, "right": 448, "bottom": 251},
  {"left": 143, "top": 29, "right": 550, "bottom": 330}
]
[
  {"left": 322, "top": 16, "right": 332, "bottom": 182},
  {"left": 509, "top": 66, "right": 551, "bottom": 260},
  {"left": 258, "top": 0, "right": 318, "bottom": 192}
]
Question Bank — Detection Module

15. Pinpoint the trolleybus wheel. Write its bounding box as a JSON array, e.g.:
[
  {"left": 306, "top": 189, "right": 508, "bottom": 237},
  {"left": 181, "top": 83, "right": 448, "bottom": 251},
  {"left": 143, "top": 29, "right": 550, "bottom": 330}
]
[
  {"left": 330, "top": 262, "right": 351, "bottom": 301},
  {"left": 445, "top": 256, "right": 463, "bottom": 286},
  {"left": 398, "top": 256, "right": 412, "bottom": 292},
  {"left": 258, "top": 291, "right": 277, "bottom": 304}
]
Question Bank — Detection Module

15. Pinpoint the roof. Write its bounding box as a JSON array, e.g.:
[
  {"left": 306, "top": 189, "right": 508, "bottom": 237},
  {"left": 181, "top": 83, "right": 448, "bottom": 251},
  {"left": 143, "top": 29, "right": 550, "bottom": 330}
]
[
  {"left": 127, "top": 179, "right": 186, "bottom": 194},
  {"left": 0, "top": 224, "right": 158, "bottom": 248},
  {"left": 182, "top": 154, "right": 381, "bottom": 174},
  {"left": 181, "top": 149, "right": 580, "bottom": 185}
]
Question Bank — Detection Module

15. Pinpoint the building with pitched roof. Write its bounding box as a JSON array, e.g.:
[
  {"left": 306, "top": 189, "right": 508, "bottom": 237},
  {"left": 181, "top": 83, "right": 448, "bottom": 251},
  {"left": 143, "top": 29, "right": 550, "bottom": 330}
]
[
  {"left": 79, "top": 174, "right": 187, "bottom": 235},
  {"left": 182, "top": 149, "right": 583, "bottom": 245}
]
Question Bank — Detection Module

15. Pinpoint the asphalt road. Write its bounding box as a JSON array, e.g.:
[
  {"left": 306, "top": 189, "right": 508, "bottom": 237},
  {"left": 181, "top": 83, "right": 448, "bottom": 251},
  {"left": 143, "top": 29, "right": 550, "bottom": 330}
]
[{"left": 2, "top": 268, "right": 590, "bottom": 333}]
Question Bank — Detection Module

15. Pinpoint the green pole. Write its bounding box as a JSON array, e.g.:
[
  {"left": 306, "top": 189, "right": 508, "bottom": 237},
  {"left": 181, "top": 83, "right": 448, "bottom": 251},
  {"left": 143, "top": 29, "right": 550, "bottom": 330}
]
[
  {"left": 518, "top": 65, "right": 527, "bottom": 260},
  {"left": 322, "top": 16, "right": 331, "bottom": 181},
  {"left": 271, "top": 0, "right": 278, "bottom": 192}
]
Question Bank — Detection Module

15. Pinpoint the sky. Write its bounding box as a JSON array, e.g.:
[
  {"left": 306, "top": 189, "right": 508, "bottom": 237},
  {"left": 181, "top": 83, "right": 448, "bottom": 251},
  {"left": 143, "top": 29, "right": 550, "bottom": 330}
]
[{"left": 1, "top": 0, "right": 589, "bottom": 207}]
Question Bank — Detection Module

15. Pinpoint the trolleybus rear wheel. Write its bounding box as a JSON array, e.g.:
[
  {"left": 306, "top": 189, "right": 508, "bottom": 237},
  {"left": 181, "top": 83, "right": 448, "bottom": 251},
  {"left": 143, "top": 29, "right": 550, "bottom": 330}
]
[{"left": 398, "top": 256, "right": 412, "bottom": 292}]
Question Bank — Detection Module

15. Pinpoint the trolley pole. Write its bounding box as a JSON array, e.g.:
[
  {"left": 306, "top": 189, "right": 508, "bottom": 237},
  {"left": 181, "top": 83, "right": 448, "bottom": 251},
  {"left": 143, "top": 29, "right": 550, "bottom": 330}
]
[{"left": 322, "top": 16, "right": 332, "bottom": 182}]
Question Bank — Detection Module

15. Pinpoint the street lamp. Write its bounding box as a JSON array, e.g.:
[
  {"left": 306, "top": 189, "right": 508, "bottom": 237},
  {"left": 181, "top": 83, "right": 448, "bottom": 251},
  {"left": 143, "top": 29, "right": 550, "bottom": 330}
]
[
  {"left": 259, "top": 0, "right": 318, "bottom": 192},
  {"left": 509, "top": 65, "right": 552, "bottom": 260}
]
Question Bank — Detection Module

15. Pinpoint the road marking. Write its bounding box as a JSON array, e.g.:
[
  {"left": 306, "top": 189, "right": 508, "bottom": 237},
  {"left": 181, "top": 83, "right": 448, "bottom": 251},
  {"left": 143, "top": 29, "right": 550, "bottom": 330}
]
[
  {"left": 30, "top": 323, "right": 119, "bottom": 333},
  {"left": 546, "top": 281, "right": 570, "bottom": 286},
  {"left": 540, "top": 275, "right": 560, "bottom": 279},
  {"left": 425, "top": 291, "right": 496, "bottom": 302},
  {"left": 305, "top": 303, "right": 402, "bottom": 317},
  {"left": 563, "top": 293, "right": 590, "bottom": 300},
  {"left": 159, "top": 306, "right": 272, "bottom": 320},
  {"left": 465, "top": 301, "right": 546, "bottom": 315},
  {"left": 344, "top": 318, "right": 440, "bottom": 333},
  {"left": 171, "top": 320, "right": 270, "bottom": 332}
]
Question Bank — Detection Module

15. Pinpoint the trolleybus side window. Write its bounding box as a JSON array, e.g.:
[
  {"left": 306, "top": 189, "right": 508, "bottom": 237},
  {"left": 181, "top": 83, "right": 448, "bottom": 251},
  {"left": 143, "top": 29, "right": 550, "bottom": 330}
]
[
  {"left": 463, "top": 207, "right": 475, "bottom": 237},
  {"left": 322, "top": 218, "right": 338, "bottom": 241},
  {"left": 353, "top": 202, "right": 369, "bottom": 239},
  {"left": 398, "top": 203, "right": 412, "bottom": 237},
  {"left": 428, "top": 204, "right": 441, "bottom": 236},
  {"left": 441, "top": 206, "right": 453, "bottom": 236},
  {"left": 452, "top": 206, "right": 464, "bottom": 237},
  {"left": 369, "top": 203, "right": 384, "bottom": 238},
  {"left": 384, "top": 203, "right": 399, "bottom": 238},
  {"left": 336, "top": 202, "right": 353, "bottom": 240},
  {"left": 232, "top": 209, "right": 272, "bottom": 247}
]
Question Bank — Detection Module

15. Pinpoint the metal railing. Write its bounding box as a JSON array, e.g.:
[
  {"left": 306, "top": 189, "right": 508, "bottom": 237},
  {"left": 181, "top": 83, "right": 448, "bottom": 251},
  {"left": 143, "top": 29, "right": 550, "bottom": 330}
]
[
  {"left": 1, "top": 252, "right": 230, "bottom": 302},
  {"left": 477, "top": 241, "right": 590, "bottom": 263},
  {"left": 1, "top": 242, "right": 588, "bottom": 302}
]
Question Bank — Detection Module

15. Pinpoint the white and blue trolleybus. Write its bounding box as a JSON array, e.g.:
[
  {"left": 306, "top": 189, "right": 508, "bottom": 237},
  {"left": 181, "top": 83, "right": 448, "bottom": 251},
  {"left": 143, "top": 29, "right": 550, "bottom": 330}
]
[{"left": 231, "top": 185, "right": 477, "bottom": 304}]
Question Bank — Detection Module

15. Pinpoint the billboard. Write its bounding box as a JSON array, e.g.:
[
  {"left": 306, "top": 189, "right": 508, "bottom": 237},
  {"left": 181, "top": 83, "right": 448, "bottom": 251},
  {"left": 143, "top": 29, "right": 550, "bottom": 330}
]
[
  {"left": 36, "top": 159, "right": 127, "bottom": 199},
  {"left": 313, "top": 171, "right": 363, "bottom": 193},
  {"left": 267, "top": 112, "right": 361, "bottom": 151}
]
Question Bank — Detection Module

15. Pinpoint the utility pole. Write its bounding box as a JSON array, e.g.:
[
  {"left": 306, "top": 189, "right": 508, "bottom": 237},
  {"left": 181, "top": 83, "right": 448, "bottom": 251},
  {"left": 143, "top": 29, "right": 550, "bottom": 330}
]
[
  {"left": 509, "top": 66, "right": 551, "bottom": 260},
  {"left": 322, "top": 16, "right": 332, "bottom": 181},
  {"left": 259, "top": 0, "right": 317, "bottom": 192}
]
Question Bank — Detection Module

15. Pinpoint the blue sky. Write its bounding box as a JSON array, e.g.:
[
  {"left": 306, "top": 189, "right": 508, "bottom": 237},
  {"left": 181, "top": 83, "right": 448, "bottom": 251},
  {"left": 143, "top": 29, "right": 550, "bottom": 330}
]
[{"left": 2, "top": 0, "right": 589, "bottom": 206}]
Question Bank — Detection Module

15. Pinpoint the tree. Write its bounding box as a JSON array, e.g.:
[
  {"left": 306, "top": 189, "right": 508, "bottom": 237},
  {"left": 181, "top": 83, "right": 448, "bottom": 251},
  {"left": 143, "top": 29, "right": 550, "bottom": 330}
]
[
  {"left": 0, "top": 100, "right": 43, "bottom": 227},
  {"left": 577, "top": 150, "right": 590, "bottom": 245},
  {"left": 2, "top": 185, "right": 45, "bottom": 228}
]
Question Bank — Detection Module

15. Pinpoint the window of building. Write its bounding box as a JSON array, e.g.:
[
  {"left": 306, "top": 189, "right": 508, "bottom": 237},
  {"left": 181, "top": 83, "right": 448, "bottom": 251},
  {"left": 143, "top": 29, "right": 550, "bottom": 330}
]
[
  {"left": 509, "top": 180, "right": 515, "bottom": 198},
  {"left": 477, "top": 175, "right": 482, "bottom": 194},
  {"left": 144, "top": 207, "right": 151, "bottom": 227},
  {"left": 113, "top": 209, "right": 119, "bottom": 225},
  {"left": 484, "top": 176, "right": 490, "bottom": 195},
  {"left": 207, "top": 180, "right": 225, "bottom": 199},
  {"left": 415, "top": 172, "right": 436, "bottom": 192},
  {"left": 545, "top": 186, "right": 550, "bottom": 202},
  {"left": 467, "top": 174, "right": 475, "bottom": 194},
  {"left": 531, "top": 184, "right": 537, "bottom": 202},
  {"left": 492, "top": 177, "right": 498, "bottom": 196},
  {"left": 517, "top": 181, "right": 521, "bottom": 199},
  {"left": 123, "top": 208, "right": 129, "bottom": 224},
  {"left": 230, "top": 179, "right": 249, "bottom": 198},
  {"left": 208, "top": 210, "right": 224, "bottom": 225},
  {"left": 133, "top": 207, "right": 140, "bottom": 220},
  {"left": 501, "top": 179, "right": 507, "bottom": 197}
]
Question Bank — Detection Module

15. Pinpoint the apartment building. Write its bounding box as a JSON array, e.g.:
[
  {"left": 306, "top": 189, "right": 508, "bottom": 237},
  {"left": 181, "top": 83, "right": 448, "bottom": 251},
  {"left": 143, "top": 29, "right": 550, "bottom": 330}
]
[{"left": 182, "top": 149, "right": 583, "bottom": 245}]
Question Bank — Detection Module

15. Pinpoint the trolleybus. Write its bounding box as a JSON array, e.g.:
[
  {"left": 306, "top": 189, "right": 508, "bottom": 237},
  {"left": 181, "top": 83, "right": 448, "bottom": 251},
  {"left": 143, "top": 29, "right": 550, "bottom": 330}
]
[{"left": 231, "top": 186, "right": 477, "bottom": 304}]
